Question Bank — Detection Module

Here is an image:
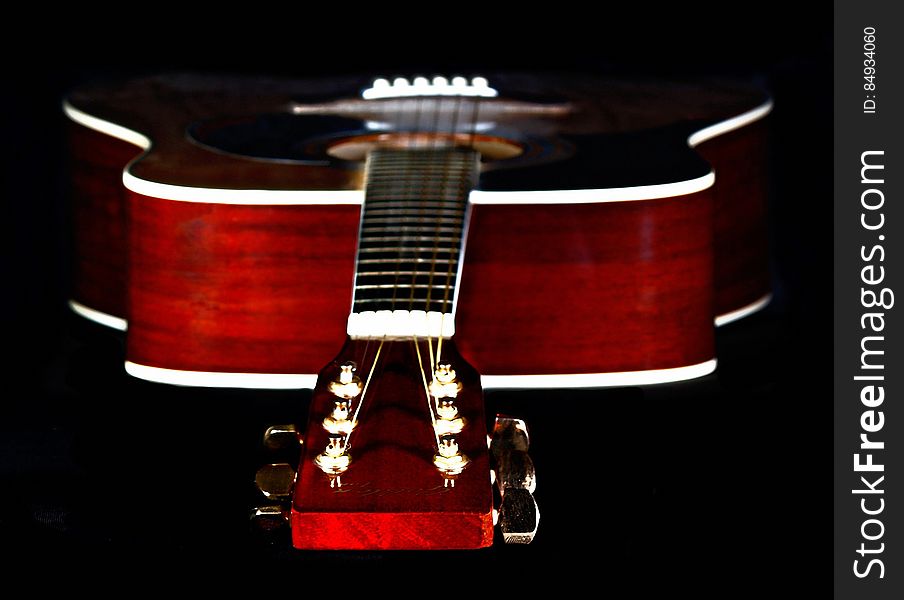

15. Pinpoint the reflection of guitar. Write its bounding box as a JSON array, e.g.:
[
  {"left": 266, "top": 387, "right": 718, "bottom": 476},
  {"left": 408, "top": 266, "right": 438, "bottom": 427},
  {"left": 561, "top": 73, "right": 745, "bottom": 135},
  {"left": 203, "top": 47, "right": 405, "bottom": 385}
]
[{"left": 64, "top": 73, "right": 771, "bottom": 390}]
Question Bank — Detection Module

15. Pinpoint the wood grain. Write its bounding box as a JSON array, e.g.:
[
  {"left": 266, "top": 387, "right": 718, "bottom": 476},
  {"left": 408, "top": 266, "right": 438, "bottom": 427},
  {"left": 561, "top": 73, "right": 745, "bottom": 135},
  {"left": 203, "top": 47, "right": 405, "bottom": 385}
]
[
  {"left": 64, "top": 74, "right": 771, "bottom": 381},
  {"left": 697, "top": 121, "right": 772, "bottom": 315},
  {"left": 68, "top": 123, "right": 139, "bottom": 319},
  {"left": 457, "top": 193, "right": 715, "bottom": 375},
  {"left": 126, "top": 193, "right": 358, "bottom": 373}
]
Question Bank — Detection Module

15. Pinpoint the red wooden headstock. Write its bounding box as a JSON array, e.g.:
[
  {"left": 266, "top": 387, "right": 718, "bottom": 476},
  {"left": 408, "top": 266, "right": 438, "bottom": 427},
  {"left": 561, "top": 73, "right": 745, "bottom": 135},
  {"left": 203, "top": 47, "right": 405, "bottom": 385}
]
[{"left": 289, "top": 338, "right": 494, "bottom": 550}]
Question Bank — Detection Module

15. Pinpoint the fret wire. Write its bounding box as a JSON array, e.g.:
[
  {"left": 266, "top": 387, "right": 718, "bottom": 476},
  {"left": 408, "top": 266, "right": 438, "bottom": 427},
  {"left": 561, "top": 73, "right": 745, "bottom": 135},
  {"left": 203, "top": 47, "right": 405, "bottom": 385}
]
[
  {"left": 353, "top": 298, "right": 452, "bottom": 305},
  {"left": 355, "top": 284, "right": 453, "bottom": 290},
  {"left": 367, "top": 164, "right": 472, "bottom": 171},
  {"left": 357, "top": 247, "right": 459, "bottom": 253},
  {"left": 358, "top": 239, "right": 458, "bottom": 246},
  {"left": 355, "top": 271, "right": 455, "bottom": 277},
  {"left": 365, "top": 198, "right": 465, "bottom": 202},
  {"left": 363, "top": 208, "right": 465, "bottom": 215},
  {"left": 357, "top": 258, "right": 458, "bottom": 264},
  {"left": 362, "top": 200, "right": 467, "bottom": 206},
  {"left": 358, "top": 235, "right": 462, "bottom": 242},
  {"left": 355, "top": 146, "right": 477, "bottom": 316},
  {"left": 360, "top": 217, "right": 464, "bottom": 224},
  {"left": 364, "top": 200, "right": 466, "bottom": 205},
  {"left": 365, "top": 183, "right": 471, "bottom": 192},
  {"left": 360, "top": 225, "right": 462, "bottom": 232}
]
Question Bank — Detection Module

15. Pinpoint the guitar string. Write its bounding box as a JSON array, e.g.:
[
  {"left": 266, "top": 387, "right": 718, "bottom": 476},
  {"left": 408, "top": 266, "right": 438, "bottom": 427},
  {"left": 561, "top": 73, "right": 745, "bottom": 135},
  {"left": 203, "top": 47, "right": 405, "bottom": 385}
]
[
  {"left": 435, "top": 93, "right": 477, "bottom": 371},
  {"left": 413, "top": 337, "right": 441, "bottom": 449},
  {"left": 351, "top": 330, "right": 374, "bottom": 439},
  {"left": 345, "top": 93, "right": 428, "bottom": 452},
  {"left": 425, "top": 93, "right": 465, "bottom": 374},
  {"left": 346, "top": 337, "right": 385, "bottom": 451},
  {"left": 345, "top": 151, "right": 382, "bottom": 453},
  {"left": 411, "top": 94, "right": 448, "bottom": 436},
  {"left": 347, "top": 84, "right": 477, "bottom": 456},
  {"left": 386, "top": 95, "right": 426, "bottom": 312},
  {"left": 393, "top": 95, "right": 443, "bottom": 444},
  {"left": 406, "top": 94, "right": 444, "bottom": 313}
]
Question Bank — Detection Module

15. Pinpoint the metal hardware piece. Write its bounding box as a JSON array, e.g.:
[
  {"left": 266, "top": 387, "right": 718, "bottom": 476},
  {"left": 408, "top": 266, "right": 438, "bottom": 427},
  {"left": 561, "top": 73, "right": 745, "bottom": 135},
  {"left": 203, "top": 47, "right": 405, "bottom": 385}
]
[
  {"left": 254, "top": 463, "right": 297, "bottom": 500},
  {"left": 490, "top": 415, "right": 539, "bottom": 544},
  {"left": 329, "top": 362, "right": 363, "bottom": 399}
]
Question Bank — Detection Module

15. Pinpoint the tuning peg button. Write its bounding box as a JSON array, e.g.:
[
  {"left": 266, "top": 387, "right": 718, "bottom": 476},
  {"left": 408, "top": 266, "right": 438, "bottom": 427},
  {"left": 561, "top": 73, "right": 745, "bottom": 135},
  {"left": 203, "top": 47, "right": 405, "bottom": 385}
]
[
  {"left": 490, "top": 416, "right": 530, "bottom": 460},
  {"left": 262, "top": 424, "right": 303, "bottom": 452},
  {"left": 498, "top": 488, "right": 540, "bottom": 544},
  {"left": 495, "top": 450, "right": 536, "bottom": 494},
  {"left": 490, "top": 414, "right": 539, "bottom": 544},
  {"left": 254, "top": 463, "right": 297, "bottom": 499}
]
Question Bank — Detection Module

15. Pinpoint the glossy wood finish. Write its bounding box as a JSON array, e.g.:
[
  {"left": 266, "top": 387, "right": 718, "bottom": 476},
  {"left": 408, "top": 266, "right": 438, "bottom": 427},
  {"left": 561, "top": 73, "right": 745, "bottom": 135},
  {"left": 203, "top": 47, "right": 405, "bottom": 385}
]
[
  {"left": 458, "top": 192, "right": 715, "bottom": 375},
  {"left": 63, "top": 74, "right": 771, "bottom": 382},
  {"left": 698, "top": 121, "right": 771, "bottom": 315},
  {"left": 122, "top": 189, "right": 715, "bottom": 377},
  {"left": 290, "top": 340, "right": 493, "bottom": 549},
  {"left": 126, "top": 192, "right": 358, "bottom": 373},
  {"left": 67, "top": 123, "right": 137, "bottom": 319}
]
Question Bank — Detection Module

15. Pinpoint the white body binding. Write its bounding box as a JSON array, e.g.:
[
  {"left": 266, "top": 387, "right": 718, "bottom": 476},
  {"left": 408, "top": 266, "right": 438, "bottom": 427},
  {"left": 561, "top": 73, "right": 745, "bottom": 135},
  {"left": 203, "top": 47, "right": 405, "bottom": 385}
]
[{"left": 62, "top": 94, "right": 773, "bottom": 389}]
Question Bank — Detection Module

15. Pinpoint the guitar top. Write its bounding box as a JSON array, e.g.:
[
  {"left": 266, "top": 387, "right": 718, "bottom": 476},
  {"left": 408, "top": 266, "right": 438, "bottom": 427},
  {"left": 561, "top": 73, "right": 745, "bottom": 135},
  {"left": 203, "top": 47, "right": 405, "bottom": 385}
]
[{"left": 65, "top": 72, "right": 766, "bottom": 192}]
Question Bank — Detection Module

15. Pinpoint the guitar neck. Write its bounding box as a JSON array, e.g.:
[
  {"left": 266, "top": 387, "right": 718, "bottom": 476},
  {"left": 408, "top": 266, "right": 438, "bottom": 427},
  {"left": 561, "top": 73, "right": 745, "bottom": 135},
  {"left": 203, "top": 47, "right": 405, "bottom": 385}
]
[{"left": 347, "top": 146, "right": 479, "bottom": 339}]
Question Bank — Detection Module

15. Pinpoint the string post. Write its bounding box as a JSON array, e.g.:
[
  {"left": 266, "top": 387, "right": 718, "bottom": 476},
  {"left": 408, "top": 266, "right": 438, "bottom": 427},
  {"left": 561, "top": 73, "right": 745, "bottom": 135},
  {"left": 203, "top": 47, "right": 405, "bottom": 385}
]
[
  {"left": 434, "top": 397, "right": 466, "bottom": 436},
  {"left": 434, "top": 433, "right": 470, "bottom": 483},
  {"left": 329, "top": 362, "right": 362, "bottom": 399},
  {"left": 429, "top": 362, "right": 461, "bottom": 399},
  {"left": 322, "top": 399, "right": 354, "bottom": 435},
  {"left": 314, "top": 434, "right": 351, "bottom": 485}
]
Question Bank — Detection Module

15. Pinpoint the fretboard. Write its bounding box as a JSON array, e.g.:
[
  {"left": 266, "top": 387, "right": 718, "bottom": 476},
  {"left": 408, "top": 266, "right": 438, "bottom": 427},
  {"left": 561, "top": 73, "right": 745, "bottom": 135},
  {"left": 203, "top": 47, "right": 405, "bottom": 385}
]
[{"left": 347, "top": 147, "right": 479, "bottom": 339}]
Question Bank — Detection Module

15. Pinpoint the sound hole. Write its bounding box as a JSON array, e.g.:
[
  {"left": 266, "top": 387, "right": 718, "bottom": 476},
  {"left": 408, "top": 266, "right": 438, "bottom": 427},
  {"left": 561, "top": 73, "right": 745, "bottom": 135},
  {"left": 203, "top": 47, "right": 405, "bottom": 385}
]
[
  {"left": 187, "top": 114, "right": 364, "bottom": 165},
  {"left": 187, "top": 113, "right": 574, "bottom": 169}
]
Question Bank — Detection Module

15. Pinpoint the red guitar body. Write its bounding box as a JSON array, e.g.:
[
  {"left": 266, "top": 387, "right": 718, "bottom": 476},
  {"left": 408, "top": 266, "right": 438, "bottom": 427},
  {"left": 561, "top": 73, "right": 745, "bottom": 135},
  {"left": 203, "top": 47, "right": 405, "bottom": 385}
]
[
  {"left": 64, "top": 73, "right": 771, "bottom": 549},
  {"left": 64, "top": 73, "right": 771, "bottom": 390}
]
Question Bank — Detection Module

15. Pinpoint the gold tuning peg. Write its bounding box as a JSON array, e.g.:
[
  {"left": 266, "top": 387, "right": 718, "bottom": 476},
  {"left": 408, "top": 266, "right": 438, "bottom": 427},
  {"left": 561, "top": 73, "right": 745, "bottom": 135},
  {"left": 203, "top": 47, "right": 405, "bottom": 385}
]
[
  {"left": 329, "top": 362, "right": 363, "bottom": 399},
  {"left": 498, "top": 488, "right": 540, "bottom": 544},
  {"left": 262, "top": 424, "right": 303, "bottom": 452},
  {"left": 251, "top": 430, "right": 301, "bottom": 535},
  {"left": 254, "top": 463, "right": 297, "bottom": 500}
]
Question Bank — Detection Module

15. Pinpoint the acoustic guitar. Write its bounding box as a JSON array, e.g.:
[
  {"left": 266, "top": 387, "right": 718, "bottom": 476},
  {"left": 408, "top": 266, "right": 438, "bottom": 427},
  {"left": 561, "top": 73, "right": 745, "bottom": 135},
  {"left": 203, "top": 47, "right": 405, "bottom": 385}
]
[{"left": 63, "top": 72, "right": 771, "bottom": 549}]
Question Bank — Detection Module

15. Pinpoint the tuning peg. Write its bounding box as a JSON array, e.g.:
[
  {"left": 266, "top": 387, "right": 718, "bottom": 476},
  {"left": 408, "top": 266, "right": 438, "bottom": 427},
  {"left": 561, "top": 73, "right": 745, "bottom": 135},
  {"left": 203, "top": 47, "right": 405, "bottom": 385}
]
[
  {"left": 498, "top": 488, "right": 540, "bottom": 544},
  {"left": 251, "top": 426, "right": 301, "bottom": 537},
  {"left": 250, "top": 463, "right": 297, "bottom": 534},
  {"left": 490, "top": 415, "right": 539, "bottom": 544},
  {"left": 490, "top": 416, "right": 535, "bottom": 493},
  {"left": 495, "top": 449, "right": 536, "bottom": 494},
  {"left": 490, "top": 416, "right": 530, "bottom": 457},
  {"left": 262, "top": 424, "right": 303, "bottom": 452},
  {"left": 249, "top": 504, "right": 290, "bottom": 532},
  {"left": 254, "top": 463, "right": 297, "bottom": 500}
]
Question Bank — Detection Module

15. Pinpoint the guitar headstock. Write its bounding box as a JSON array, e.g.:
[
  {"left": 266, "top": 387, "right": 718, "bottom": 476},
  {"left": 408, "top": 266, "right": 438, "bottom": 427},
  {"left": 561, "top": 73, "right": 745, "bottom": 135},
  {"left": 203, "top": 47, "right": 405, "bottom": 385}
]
[
  {"left": 251, "top": 369, "right": 541, "bottom": 548},
  {"left": 289, "top": 338, "right": 494, "bottom": 550}
]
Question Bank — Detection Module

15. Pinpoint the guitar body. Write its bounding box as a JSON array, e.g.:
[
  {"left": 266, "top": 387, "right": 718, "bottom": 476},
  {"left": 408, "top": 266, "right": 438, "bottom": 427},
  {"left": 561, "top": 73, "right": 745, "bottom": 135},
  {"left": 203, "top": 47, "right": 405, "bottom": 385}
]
[{"left": 64, "top": 73, "right": 771, "bottom": 389}]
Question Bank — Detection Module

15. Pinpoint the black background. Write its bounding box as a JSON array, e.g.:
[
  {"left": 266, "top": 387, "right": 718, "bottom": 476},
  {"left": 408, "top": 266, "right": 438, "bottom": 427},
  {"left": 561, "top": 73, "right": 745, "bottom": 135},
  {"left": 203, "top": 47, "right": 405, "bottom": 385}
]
[{"left": 1, "top": 7, "right": 830, "bottom": 588}]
